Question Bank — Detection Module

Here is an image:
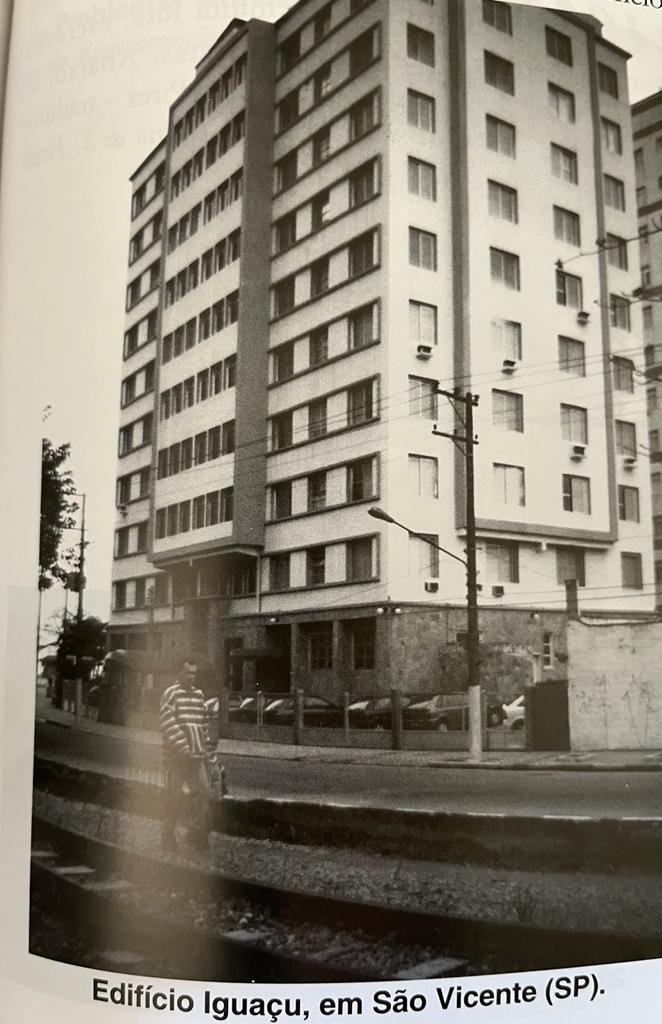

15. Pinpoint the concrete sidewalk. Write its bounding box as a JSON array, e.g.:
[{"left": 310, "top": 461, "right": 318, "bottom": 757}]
[{"left": 37, "top": 706, "right": 662, "bottom": 772}]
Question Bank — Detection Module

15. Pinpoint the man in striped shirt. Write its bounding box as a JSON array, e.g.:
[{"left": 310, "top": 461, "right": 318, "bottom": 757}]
[{"left": 160, "top": 659, "right": 213, "bottom": 852}]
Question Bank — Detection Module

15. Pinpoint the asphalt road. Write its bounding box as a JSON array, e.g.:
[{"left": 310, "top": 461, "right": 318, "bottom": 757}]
[{"left": 33, "top": 721, "right": 662, "bottom": 819}]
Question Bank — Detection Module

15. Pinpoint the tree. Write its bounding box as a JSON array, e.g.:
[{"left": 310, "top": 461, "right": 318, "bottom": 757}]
[
  {"left": 39, "top": 438, "right": 78, "bottom": 591},
  {"left": 56, "top": 616, "right": 108, "bottom": 681}
]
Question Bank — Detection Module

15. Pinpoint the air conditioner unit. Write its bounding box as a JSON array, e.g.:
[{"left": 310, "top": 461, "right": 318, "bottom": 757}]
[
  {"left": 623, "top": 455, "right": 638, "bottom": 469},
  {"left": 416, "top": 344, "right": 433, "bottom": 359},
  {"left": 424, "top": 579, "right": 439, "bottom": 593},
  {"left": 491, "top": 585, "right": 505, "bottom": 598},
  {"left": 502, "top": 358, "right": 517, "bottom": 374},
  {"left": 570, "top": 443, "right": 586, "bottom": 461},
  {"left": 576, "top": 310, "right": 591, "bottom": 326},
  {"left": 118, "top": 503, "right": 128, "bottom": 516}
]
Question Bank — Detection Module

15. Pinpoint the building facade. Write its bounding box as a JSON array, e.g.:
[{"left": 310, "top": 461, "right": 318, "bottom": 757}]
[
  {"left": 632, "top": 89, "right": 662, "bottom": 606},
  {"left": 110, "top": 0, "right": 654, "bottom": 700}
]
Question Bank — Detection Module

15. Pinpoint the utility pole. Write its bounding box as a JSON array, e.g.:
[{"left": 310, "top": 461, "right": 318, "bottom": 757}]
[
  {"left": 74, "top": 493, "right": 86, "bottom": 724},
  {"left": 433, "top": 390, "right": 482, "bottom": 761}
]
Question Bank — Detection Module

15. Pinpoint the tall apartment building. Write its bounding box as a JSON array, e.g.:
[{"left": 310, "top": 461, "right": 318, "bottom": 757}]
[
  {"left": 110, "top": 0, "right": 654, "bottom": 699},
  {"left": 632, "top": 89, "right": 662, "bottom": 606}
]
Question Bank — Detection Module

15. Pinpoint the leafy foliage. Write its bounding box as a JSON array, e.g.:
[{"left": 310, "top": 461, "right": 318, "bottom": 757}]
[
  {"left": 56, "top": 616, "right": 108, "bottom": 680},
  {"left": 39, "top": 438, "right": 78, "bottom": 590}
]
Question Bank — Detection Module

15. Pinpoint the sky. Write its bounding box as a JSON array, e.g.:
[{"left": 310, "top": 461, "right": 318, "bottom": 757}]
[{"left": 0, "top": 0, "right": 659, "bottom": 646}]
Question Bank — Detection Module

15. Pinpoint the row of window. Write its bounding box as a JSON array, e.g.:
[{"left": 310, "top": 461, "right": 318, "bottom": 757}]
[
  {"left": 277, "top": 0, "right": 373, "bottom": 75},
  {"left": 126, "top": 260, "right": 160, "bottom": 311},
  {"left": 297, "top": 617, "right": 377, "bottom": 673},
  {"left": 116, "top": 466, "right": 150, "bottom": 508},
  {"left": 273, "top": 157, "right": 379, "bottom": 254},
  {"left": 268, "top": 455, "right": 377, "bottom": 521},
  {"left": 270, "top": 378, "right": 377, "bottom": 452},
  {"left": 162, "top": 291, "right": 239, "bottom": 364},
  {"left": 170, "top": 112, "right": 245, "bottom": 201},
  {"left": 121, "top": 360, "right": 155, "bottom": 408},
  {"left": 272, "top": 228, "right": 378, "bottom": 319},
  {"left": 124, "top": 309, "right": 158, "bottom": 360},
  {"left": 129, "top": 209, "right": 163, "bottom": 265},
  {"left": 115, "top": 521, "right": 148, "bottom": 558},
  {"left": 164, "top": 231, "right": 240, "bottom": 308},
  {"left": 492, "top": 463, "right": 641, "bottom": 518},
  {"left": 155, "top": 487, "right": 234, "bottom": 538},
  {"left": 471, "top": 539, "right": 641, "bottom": 592},
  {"left": 118, "top": 413, "right": 152, "bottom": 457},
  {"left": 268, "top": 535, "right": 376, "bottom": 592},
  {"left": 172, "top": 53, "right": 246, "bottom": 149},
  {"left": 277, "top": 25, "right": 379, "bottom": 134},
  {"left": 131, "top": 162, "right": 165, "bottom": 220},
  {"left": 270, "top": 301, "right": 378, "bottom": 384},
  {"left": 274, "top": 89, "right": 379, "bottom": 193},
  {"left": 156, "top": 421, "right": 236, "bottom": 480},
  {"left": 159, "top": 358, "right": 235, "bottom": 421}
]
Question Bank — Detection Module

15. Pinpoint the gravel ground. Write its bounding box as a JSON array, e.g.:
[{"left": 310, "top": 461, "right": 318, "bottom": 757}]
[{"left": 33, "top": 790, "right": 662, "bottom": 945}]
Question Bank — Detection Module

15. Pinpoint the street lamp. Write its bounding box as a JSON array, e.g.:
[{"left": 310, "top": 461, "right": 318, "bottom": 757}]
[{"left": 367, "top": 505, "right": 483, "bottom": 760}]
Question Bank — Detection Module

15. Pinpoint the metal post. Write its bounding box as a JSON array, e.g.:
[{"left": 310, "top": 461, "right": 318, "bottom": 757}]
[
  {"left": 294, "top": 688, "right": 304, "bottom": 746},
  {"left": 73, "top": 493, "right": 86, "bottom": 728},
  {"left": 343, "top": 691, "right": 350, "bottom": 748},
  {"left": 464, "top": 396, "right": 482, "bottom": 761},
  {"left": 391, "top": 688, "right": 403, "bottom": 752}
]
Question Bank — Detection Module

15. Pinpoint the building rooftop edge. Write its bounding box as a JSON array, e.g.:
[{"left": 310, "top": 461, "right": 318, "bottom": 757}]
[
  {"left": 129, "top": 136, "right": 167, "bottom": 182},
  {"left": 632, "top": 88, "right": 662, "bottom": 115}
]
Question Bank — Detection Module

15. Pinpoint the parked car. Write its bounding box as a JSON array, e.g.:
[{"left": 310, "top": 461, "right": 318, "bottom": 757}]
[
  {"left": 230, "top": 696, "right": 260, "bottom": 723},
  {"left": 349, "top": 695, "right": 412, "bottom": 730},
  {"left": 263, "top": 695, "right": 343, "bottom": 728},
  {"left": 502, "top": 694, "right": 525, "bottom": 730},
  {"left": 403, "top": 694, "right": 467, "bottom": 731}
]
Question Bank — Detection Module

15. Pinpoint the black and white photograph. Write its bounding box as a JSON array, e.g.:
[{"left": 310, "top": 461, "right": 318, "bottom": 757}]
[{"left": 9, "top": 0, "right": 662, "bottom": 989}]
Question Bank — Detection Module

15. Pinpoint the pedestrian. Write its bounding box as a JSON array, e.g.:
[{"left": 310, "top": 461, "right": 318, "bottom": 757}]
[{"left": 159, "top": 658, "right": 219, "bottom": 852}]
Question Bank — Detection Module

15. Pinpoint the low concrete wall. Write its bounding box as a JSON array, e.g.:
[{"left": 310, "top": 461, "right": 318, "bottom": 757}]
[{"left": 568, "top": 620, "right": 662, "bottom": 750}]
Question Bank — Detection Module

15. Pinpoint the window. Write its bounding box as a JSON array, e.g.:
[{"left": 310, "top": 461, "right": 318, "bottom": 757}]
[
  {"left": 351, "top": 618, "right": 376, "bottom": 669},
  {"left": 349, "top": 27, "right": 376, "bottom": 75},
  {"left": 561, "top": 404, "right": 588, "bottom": 444},
  {"left": 408, "top": 454, "right": 438, "bottom": 498},
  {"left": 276, "top": 151, "right": 297, "bottom": 191},
  {"left": 409, "top": 376, "right": 437, "bottom": 418},
  {"left": 270, "top": 481, "right": 292, "bottom": 521},
  {"left": 606, "top": 234, "right": 628, "bottom": 271},
  {"left": 350, "top": 160, "right": 377, "bottom": 206},
  {"left": 650, "top": 430, "right": 660, "bottom": 452},
  {"left": 206, "top": 490, "right": 220, "bottom": 527},
  {"left": 483, "top": 0, "right": 512, "bottom": 33},
  {"left": 348, "top": 380, "right": 375, "bottom": 425},
  {"left": 492, "top": 389, "right": 523, "bottom": 432},
  {"left": 598, "top": 62, "right": 618, "bottom": 99},
  {"left": 349, "top": 231, "right": 376, "bottom": 276},
  {"left": 612, "top": 356, "right": 634, "bottom": 392},
  {"left": 601, "top": 117, "right": 622, "bottom": 155},
  {"left": 621, "top": 553, "right": 643, "bottom": 590},
  {"left": 409, "top": 228, "right": 437, "bottom": 270},
  {"left": 221, "top": 420, "right": 236, "bottom": 455},
  {"left": 546, "top": 26, "right": 572, "bottom": 65},
  {"left": 270, "top": 553, "right": 291, "bottom": 591},
  {"left": 493, "top": 463, "right": 525, "bottom": 506},
  {"left": 279, "top": 32, "right": 300, "bottom": 73},
  {"left": 492, "top": 319, "right": 522, "bottom": 360},
  {"left": 408, "top": 157, "right": 436, "bottom": 200},
  {"left": 315, "top": 2, "right": 332, "bottom": 39},
  {"left": 490, "top": 247, "right": 520, "bottom": 289},
  {"left": 642, "top": 267, "right": 652, "bottom": 289},
  {"left": 349, "top": 303, "right": 377, "bottom": 350},
  {"left": 347, "top": 456, "right": 375, "bottom": 501},
  {"left": 310, "top": 256, "right": 330, "bottom": 297},
  {"left": 410, "top": 533, "right": 439, "bottom": 578},
  {"left": 486, "top": 542, "right": 519, "bottom": 583},
  {"left": 312, "top": 189, "right": 330, "bottom": 229},
  {"left": 556, "top": 547, "right": 585, "bottom": 587},
  {"left": 410, "top": 301, "right": 437, "bottom": 347},
  {"left": 604, "top": 175, "right": 625, "bottom": 211},
  {"left": 272, "top": 411, "right": 293, "bottom": 451},
  {"left": 407, "top": 90, "right": 435, "bottom": 132},
  {"left": 350, "top": 91, "right": 379, "bottom": 140},
  {"left": 610, "top": 295, "right": 631, "bottom": 331},
  {"left": 486, "top": 114, "right": 516, "bottom": 157},
  {"left": 407, "top": 24, "right": 435, "bottom": 66},
  {"left": 548, "top": 83, "right": 575, "bottom": 122},
  {"left": 310, "top": 326, "right": 329, "bottom": 366},
  {"left": 312, "top": 126, "right": 331, "bottom": 165},
  {"left": 221, "top": 487, "right": 234, "bottom": 523},
  {"left": 273, "top": 276, "right": 295, "bottom": 317},
  {"left": 542, "top": 632, "right": 553, "bottom": 667},
  {"left": 618, "top": 486, "right": 640, "bottom": 523},
  {"left": 308, "top": 470, "right": 327, "bottom": 511},
  {"left": 488, "top": 180, "right": 518, "bottom": 222},
  {"left": 636, "top": 185, "right": 647, "bottom": 208},
  {"left": 279, "top": 90, "right": 299, "bottom": 131},
  {"left": 551, "top": 143, "right": 578, "bottom": 184},
  {"left": 562, "top": 474, "right": 591, "bottom": 514},
  {"left": 615, "top": 420, "right": 637, "bottom": 457},
  {"left": 308, "top": 398, "right": 327, "bottom": 439},
  {"left": 314, "top": 63, "right": 332, "bottom": 102},
  {"left": 558, "top": 337, "right": 585, "bottom": 376},
  {"left": 309, "top": 624, "right": 332, "bottom": 670},
  {"left": 346, "top": 539, "right": 374, "bottom": 582},
  {"left": 306, "top": 547, "right": 326, "bottom": 586},
  {"left": 274, "top": 212, "right": 296, "bottom": 253},
  {"left": 273, "top": 342, "right": 294, "bottom": 383},
  {"left": 554, "top": 206, "right": 580, "bottom": 246},
  {"left": 484, "top": 51, "right": 514, "bottom": 95},
  {"left": 556, "top": 269, "right": 582, "bottom": 308},
  {"left": 225, "top": 355, "right": 237, "bottom": 389},
  {"left": 635, "top": 148, "right": 644, "bottom": 173}
]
